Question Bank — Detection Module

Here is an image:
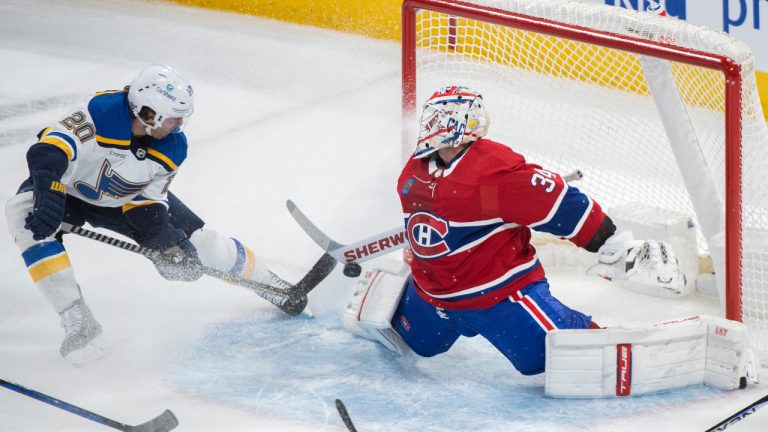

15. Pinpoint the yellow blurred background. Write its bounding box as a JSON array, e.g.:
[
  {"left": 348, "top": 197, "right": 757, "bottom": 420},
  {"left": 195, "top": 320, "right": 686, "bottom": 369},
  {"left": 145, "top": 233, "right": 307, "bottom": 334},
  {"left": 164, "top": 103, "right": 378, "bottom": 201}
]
[{"left": 170, "top": 0, "right": 768, "bottom": 121}]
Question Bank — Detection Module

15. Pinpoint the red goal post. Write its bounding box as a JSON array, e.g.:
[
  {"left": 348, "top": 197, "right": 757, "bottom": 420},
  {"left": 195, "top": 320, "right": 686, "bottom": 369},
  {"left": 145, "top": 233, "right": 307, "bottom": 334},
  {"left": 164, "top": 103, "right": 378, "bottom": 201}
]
[{"left": 401, "top": 0, "right": 768, "bottom": 351}]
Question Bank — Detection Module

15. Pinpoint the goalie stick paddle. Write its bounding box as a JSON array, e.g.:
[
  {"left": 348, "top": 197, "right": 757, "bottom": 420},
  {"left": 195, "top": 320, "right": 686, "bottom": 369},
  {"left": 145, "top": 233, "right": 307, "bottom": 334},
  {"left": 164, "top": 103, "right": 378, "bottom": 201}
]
[
  {"left": 286, "top": 200, "right": 406, "bottom": 265},
  {"left": 58, "top": 223, "right": 335, "bottom": 316},
  {"left": 0, "top": 378, "right": 178, "bottom": 432},
  {"left": 705, "top": 393, "right": 768, "bottom": 432},
  {"left": 335, "top": 399, "right": 358, "bottom": 432}
]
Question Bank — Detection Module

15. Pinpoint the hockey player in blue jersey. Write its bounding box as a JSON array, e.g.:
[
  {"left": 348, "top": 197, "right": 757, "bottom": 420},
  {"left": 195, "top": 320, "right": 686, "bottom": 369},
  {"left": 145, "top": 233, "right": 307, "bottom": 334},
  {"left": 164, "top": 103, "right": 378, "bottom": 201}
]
[{"left": 5, "top": 65, "right": 295, "bottom": 361}]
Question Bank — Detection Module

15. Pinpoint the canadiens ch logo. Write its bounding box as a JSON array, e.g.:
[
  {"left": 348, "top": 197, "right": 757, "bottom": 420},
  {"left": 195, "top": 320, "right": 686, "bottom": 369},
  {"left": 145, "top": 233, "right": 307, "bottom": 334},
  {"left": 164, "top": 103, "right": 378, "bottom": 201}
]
[{"left": 406, "top": 211, "right": 450, "bottom": 258}]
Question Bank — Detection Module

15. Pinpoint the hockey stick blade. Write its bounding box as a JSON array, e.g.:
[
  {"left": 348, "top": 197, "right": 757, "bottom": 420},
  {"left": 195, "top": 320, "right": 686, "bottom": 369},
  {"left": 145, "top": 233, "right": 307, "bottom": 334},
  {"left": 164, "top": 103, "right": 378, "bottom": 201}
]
[
  {"left": 125, "top": 409, "right": 178, "bottom": 432},
  {"left": 0, "top": 378, "right": 178, "bottom": 432},
  {"left": 286, "top": 200, "right": 407, "bottom": 265},
  {"left": 335, "top": 399, "right": 358, "bottom": 432},
  {"left": 705, "top": 394, "right": 768, "bottom": 432},
  {"left": 286, "top": 200, "right": 343, "bottom": 252}
]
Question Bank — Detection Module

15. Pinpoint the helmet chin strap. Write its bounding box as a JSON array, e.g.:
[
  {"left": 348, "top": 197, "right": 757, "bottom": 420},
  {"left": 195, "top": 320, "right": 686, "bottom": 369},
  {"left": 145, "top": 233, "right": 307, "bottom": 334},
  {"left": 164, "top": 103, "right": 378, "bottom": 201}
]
[
  {"left": 135, "top": 109, "right": 187, "bottom": 137},
  {"left": 134, "top": 114, "right": 159, "bottom": 137}
]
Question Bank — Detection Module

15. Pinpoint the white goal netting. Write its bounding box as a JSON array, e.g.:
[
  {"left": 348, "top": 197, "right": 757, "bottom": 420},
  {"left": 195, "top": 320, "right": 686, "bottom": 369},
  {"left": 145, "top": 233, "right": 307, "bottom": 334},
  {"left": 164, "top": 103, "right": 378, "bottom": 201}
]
[{"left": 404, "top": 0, "right": 768, "bottom": 360}]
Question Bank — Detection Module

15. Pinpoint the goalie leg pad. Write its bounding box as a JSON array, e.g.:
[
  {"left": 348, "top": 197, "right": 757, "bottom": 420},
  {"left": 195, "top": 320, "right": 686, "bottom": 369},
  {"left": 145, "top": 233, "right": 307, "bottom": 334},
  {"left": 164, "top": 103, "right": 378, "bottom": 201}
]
[
  {"left": 545, "top": 316, "right": 758, "bottom": 398},
  {"left": 342, "top": 260, "right": 411, "bottom": 355},
  {"left": 701, "top": 315, "right": 759, "bottom": 390}
]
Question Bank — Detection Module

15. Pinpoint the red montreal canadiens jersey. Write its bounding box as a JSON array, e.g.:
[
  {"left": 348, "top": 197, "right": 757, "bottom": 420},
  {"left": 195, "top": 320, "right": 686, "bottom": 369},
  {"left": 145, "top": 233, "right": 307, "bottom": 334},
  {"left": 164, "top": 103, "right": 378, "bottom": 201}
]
[{"left": 397, "top": 139, "right": 606, "bottom": 310}]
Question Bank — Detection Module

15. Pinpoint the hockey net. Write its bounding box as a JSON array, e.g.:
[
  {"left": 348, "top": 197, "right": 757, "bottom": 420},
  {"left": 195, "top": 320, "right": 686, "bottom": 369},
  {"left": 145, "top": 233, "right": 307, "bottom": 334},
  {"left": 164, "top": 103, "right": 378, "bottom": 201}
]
[{"left": 402, "top": 0, "right": 768, "bottom": 362}]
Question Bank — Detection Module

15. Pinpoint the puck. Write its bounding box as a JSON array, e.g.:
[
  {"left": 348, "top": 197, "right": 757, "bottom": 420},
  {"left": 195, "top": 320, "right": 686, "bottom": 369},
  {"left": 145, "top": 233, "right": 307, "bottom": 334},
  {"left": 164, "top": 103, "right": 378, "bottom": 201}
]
[{"left": 343, "top": 262, "right": 362, "bottom": 278}]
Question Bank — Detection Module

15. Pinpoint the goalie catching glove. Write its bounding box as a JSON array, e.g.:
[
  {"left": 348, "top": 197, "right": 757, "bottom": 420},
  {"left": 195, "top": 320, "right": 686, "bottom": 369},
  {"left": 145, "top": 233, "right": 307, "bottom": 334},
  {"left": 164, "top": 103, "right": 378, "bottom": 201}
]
[{"left": 587, "top": 230, "right": 688, "bottom": 298}]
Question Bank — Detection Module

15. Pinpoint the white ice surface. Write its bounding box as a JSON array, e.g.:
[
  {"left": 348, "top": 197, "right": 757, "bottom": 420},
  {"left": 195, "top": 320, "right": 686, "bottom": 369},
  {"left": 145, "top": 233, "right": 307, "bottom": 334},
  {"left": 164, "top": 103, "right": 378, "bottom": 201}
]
[{"left": 0, "top": 1, "right": 766, "bottom": 431}]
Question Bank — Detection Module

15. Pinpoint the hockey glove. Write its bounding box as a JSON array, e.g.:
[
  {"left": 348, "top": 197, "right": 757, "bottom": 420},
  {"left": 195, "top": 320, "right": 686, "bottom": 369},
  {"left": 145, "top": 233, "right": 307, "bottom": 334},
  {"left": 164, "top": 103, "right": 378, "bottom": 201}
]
[
  {"left": 152, "top": 237, "right": 204, "bottom": 282},
  {"left": 24, "top": 170, "right": 67, "bottom": 240},
  {"left": 587, "top": 230, "right": 687, "bottom": 297}
]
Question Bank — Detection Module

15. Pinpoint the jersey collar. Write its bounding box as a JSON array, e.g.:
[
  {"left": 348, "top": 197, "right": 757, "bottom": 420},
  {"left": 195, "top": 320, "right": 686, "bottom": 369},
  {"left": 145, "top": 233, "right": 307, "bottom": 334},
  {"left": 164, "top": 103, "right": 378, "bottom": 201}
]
[{"left": 428, "top": 141, "right": 475, "bottom": 177}]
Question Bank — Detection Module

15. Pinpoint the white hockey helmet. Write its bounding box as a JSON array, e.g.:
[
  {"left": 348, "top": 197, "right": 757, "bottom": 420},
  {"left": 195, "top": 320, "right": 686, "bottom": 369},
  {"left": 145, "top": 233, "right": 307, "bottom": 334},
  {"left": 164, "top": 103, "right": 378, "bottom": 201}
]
[
  {"left": 127, "top": 64, "right": 194, "bottom": 133},
  {"left": 413, "top": 85, "right": 489, "bottom": 159}
]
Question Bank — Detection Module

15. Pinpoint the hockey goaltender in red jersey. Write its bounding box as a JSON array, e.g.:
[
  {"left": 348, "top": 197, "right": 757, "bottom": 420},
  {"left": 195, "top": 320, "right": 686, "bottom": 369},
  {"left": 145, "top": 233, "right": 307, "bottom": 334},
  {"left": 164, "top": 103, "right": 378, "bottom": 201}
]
[{"left": 342, "top": 85, "right": 758, "bottom": 397}]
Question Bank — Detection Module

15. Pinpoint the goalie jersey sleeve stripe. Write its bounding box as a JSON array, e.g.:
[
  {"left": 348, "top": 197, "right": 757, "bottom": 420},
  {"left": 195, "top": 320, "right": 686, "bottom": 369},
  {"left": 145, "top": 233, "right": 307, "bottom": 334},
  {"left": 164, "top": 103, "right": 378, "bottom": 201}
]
[
  {"left": 527, "top": 182, "right": 570, "bottom": 229},
  {"left": 529, "top": 186, "right": 603, "bottom": 244}
]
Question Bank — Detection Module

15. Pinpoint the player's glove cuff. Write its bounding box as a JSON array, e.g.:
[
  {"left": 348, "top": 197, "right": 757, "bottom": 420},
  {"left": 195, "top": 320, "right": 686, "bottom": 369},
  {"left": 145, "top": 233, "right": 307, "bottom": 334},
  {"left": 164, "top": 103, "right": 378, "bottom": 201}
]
[{"left": 24, "top": 170, "right": 67, "bottom": 240}]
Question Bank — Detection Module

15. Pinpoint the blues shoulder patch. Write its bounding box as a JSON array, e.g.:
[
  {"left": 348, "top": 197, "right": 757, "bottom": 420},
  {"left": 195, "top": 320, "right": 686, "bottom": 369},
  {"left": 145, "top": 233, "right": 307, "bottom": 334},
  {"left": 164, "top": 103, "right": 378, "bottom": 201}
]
[
  {"left": 147, "top": 133, "right": 188, "bottom": 172},
  {"left": 88, "top": 91, "right": 132, "bottom": 149}
]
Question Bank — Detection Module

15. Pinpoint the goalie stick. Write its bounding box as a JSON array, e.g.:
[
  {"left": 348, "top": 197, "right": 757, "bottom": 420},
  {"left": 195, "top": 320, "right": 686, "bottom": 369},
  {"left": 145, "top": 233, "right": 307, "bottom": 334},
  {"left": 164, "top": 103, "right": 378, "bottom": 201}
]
[
  {"left": 287, "top": 169, "right": 584, "bottom": 269},
  {"left": 705, "top": 393, "right": 768, "bottom": 432},
  {"left": 286, "top": 200, "right": 405, "bottom": 265},
  {"left": 0, "top": 378, "right": 178, "bottom": 432},
  {"left": 59, "top": 223, "right": 337, "bottom": 316}
]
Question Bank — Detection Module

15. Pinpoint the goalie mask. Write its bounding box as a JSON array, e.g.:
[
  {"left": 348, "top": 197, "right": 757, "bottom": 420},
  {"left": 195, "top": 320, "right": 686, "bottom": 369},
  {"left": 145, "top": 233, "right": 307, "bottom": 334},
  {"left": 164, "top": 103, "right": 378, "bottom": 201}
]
[
  {"left": 413, "top": 86, "right": 489, "bottom": 159},
  {"left": 127, "top": 64, "right": 194, "bottom": 134}
]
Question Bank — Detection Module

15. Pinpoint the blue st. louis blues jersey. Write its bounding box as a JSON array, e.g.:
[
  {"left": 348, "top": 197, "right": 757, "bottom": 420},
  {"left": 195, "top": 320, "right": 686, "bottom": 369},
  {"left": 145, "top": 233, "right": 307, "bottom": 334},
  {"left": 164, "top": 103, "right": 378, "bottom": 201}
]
[{"left": 35, "top": 90, "right": 186, "bottom": 210}]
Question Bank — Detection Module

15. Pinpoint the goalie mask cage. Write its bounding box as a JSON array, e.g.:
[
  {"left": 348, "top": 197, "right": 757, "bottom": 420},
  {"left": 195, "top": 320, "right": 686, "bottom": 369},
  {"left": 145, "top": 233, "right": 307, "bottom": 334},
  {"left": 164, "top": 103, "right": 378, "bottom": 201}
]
[{"left": 402, "top": 0, "right": 768, "bottom": 360}]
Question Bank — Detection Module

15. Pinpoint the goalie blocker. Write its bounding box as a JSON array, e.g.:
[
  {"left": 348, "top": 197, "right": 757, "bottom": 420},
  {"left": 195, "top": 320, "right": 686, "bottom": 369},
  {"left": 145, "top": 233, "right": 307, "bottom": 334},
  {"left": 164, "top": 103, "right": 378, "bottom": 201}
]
[{"left": 343, "top": 264, "right": 758, "bottom": 397}]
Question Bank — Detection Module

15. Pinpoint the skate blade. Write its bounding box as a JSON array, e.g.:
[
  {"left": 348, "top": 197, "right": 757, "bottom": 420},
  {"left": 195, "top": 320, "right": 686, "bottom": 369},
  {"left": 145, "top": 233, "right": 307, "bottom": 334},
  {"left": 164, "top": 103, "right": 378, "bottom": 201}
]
[{"left": 65, "top": 336, "right": 110, "bottom": 366}]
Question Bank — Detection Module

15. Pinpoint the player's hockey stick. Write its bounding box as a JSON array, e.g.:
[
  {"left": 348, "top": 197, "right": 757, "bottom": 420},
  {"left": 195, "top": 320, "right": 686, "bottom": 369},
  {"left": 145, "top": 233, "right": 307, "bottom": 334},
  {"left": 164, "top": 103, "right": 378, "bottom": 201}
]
[
  {"left": 58, "top": 223, "right": 335, "bottom": 316},
  {"left": 335, "top": 399, "right": 358, "bottom": 432},
  {"left": 705, "top": 393, "right": 768, "bottom": 432},
  {"left": 0, "top": 378, "right": 178, "bottom": 432}
]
